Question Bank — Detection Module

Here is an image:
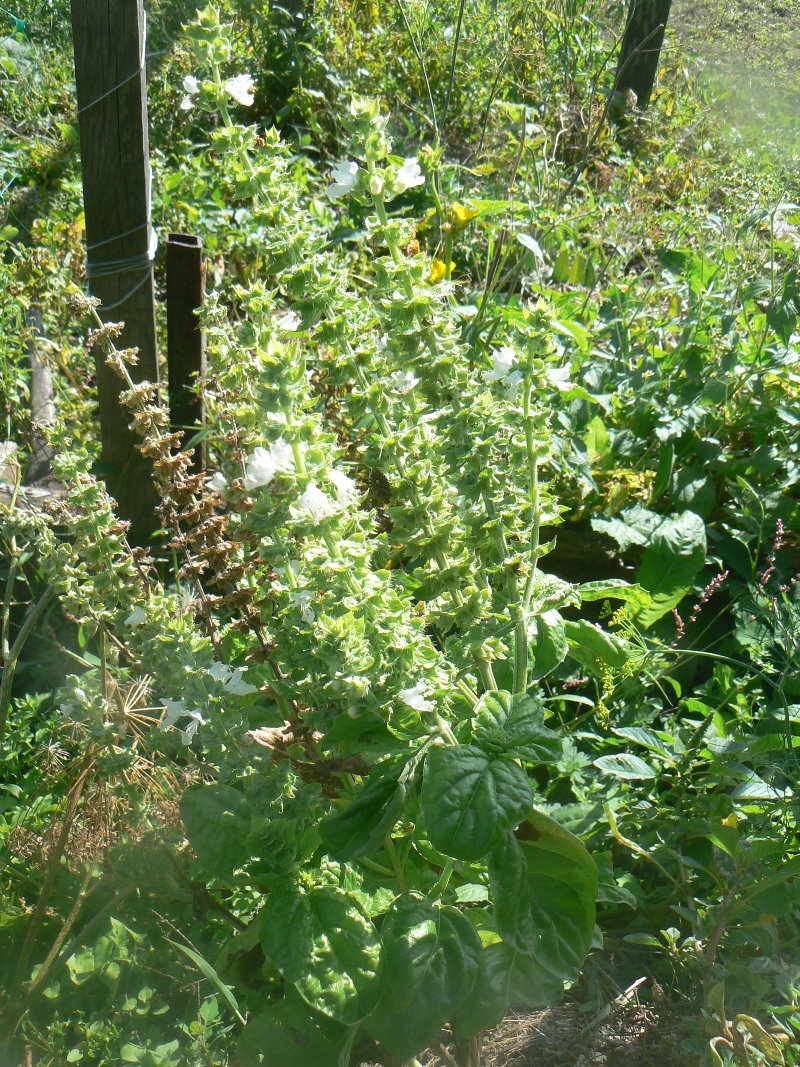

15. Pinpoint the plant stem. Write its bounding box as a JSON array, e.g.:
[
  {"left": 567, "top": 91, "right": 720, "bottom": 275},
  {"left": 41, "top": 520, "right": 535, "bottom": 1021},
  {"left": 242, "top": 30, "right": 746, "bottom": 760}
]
[
  {"left": 0, "top": 585, "right": 56, "bottom": 744},
  {"left": 12, "top": 748, "right": 94, "bottom": 993}
]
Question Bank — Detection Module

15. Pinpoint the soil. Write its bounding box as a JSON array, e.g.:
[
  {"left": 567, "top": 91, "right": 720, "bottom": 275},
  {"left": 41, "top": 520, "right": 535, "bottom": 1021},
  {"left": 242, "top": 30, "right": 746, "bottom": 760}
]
[{"left": 478, "top": 997, "right": 693, "bottom": 1067}]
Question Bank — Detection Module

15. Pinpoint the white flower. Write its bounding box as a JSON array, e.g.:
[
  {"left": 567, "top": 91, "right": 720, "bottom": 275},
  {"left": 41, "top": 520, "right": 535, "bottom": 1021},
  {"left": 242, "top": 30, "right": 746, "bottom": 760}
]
[
  {"left": 295, "top": 483, "right": 336, "bottom": 523},
  {"left": 206, "top": 662, "right": 258, "bottom": 696},
  {"left": 392, "top": 157, "right": 424, "bottom": 195},
  {"left": 369, "top": 174, "right": 384, "bottom": 196},
  {"left": 275, "top": 309, "right": 301, "bottom": 332},
  {"left": 125, "top": 605, "right": 147, "bottom": 627},
  {"left": 483, "top": 345, "right": 517, "bottom": 383},
  {"left": 545, "top": 365, "right": 572, "bottom": 391},
  {"left": 160, "top": 699, "right": 206, "bottom": 745},
  {"left": 180, "top": 74, "right": 199, "bottom": 110},
  {"left": 243, "top": 439, "right": 293, "bottom": 489},
  {"left": 391, "top": 369, "right": 419, "bottom": 393},
  {"left": 328, "top": 468, "right": 359, "bottom": 506},
  {"left": 180, "top": 714, "right": 205, "bottom": 745},
  {"left": 327, "top": 160, "right": 359, "bottom": 198},
  {"left": 291, "top": 589, "right": 315, "bottom": 623},
  {"left": 206, "top": 471, "right": 227, "bottom": 493},
  {"left": 244, "top": 447, "right": 277, "bottom": 489},
  {"left": 224, "top": 73, "right": 255, "bottom": 106},
  {"left": 398, "top": 680, "right": 434, "bottom": 713}
]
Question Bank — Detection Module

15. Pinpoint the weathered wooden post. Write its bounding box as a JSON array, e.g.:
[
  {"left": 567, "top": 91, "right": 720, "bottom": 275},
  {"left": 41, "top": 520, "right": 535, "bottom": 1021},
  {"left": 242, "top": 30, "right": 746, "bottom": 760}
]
[
  {"left": 26, "top": 307, "right": 55, "bottom": 483},
  {"left": 166, "top": 234, "right": 205, "bottom": 472},
  {"left": 613, "top": 0, "right": 673, "bottom": 112},
  {"left": 71, "top": 0, "right": 159, "bottom": 542}
]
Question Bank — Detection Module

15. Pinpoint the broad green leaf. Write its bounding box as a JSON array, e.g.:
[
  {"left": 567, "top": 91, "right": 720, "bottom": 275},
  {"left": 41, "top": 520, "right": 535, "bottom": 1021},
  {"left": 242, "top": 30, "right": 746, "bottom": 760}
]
[
  {"left": 651, "top": 441, "right": 674, "bottom": 504},
  {"left": 319, "top": 760, "right": 407, "bottom": 860},
  {"left": 564, "top": 619, "right": 629, "bottom": 673},
  {"left": 730, "top": 775, "right": 788, "bottom": 801},
  {"left": 180, "top": 784, "right": 250, "bottom": 878},
  {"left": 260, "top": 886, "right": 384, "bottom": 1025},
  {"left": 237, "top": 997, "right": 352, "bottom": 1067},
  {"left": 528, "top": 609, "right": 568, "bottom": 680},
  {"left": 528, "top": 571, "right": 578, "bottom": 613},
  {"left": 365, "top": 894, "right": 481, "bottom": 1060},
  {"left": 454, "top": 941, "right": 565, "bottom": 1040},
  {"left": 584, "top": 416, "right": 610, "bottom": 465},
  {"left": 577, "top": 580, "right": 652, "bottom": 613},
  {"left": 421, "top": 745, "right": 533, "bottom": 861},
  {"left": 472, "top": 691, "right": 562, "bottom": 764},
  {"left": 489, "top": 813, "right": 596, "bottom": 980},
  {"left": 766, "top": 270, "right": 800, "bottom": 343},
  {"left": 612, "top": 726, "right": 676, "bottom": 761},
  {"left": 635, "top": 511, "right": 707, "bottom": 627},
  {"left": 591, "top": 503, "right": 665, "bottom": 552},
  {"left": 593, "top": 753, "right": 658, "bottom": 779}
]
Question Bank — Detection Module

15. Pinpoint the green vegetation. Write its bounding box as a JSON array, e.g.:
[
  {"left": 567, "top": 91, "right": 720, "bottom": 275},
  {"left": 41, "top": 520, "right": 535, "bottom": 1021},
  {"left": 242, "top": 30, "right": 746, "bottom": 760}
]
[{"left": 1, "top": 1, "right": 799, "bottom": 1065}]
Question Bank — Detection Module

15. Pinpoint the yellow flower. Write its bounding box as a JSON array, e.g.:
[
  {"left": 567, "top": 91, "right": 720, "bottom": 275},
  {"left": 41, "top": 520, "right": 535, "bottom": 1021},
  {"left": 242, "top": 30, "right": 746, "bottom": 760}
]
[
  {"left": 446, "top": 202, "right": 480, "bottom": 231},
  {"left": 428, "top": 259, "right": 455, "bottom": 283}
]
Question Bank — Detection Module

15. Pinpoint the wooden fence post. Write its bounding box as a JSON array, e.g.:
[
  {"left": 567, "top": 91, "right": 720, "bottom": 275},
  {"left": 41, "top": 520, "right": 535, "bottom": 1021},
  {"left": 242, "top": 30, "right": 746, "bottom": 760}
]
[
  {"left": 26, "top": 307, "right": 55, "bottom": 483},
  {"left": 71, "top": 0, "right": 159, "bottom": 543},
  {"left": 166, "top": 234, "right": 205, "bottom": 472}
]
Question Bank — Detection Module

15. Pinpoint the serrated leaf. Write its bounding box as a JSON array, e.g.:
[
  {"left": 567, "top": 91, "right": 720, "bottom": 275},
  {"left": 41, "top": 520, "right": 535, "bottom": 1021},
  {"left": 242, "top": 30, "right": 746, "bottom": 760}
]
[
  {"left": 421, "top": 745, "right": 533, "bottom": 861},
  {"left": 365, "top": 894, "right": 481, "bottom": 1060},
  {"left": 591, "top": 503, "right": 665, "bottom": 551},
  {"left": 593, "top": 753, "right": 658, "bottom": 779},
  {"left": 260, "top": 886, "right": 384, "bottom": 1025},
  {"left": 472, "top": 691, "right": 562, "bottom": 764}
]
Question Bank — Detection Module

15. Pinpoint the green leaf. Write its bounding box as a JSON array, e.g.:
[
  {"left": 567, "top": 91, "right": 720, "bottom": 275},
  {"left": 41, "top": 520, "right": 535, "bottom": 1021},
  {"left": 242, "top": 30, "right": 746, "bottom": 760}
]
[
  {"left": 163, "top": 938, "right": 245, "bottom": 1025},
  {"left": 563, "top": 620, "right": 629, "bottom": 673},
  {"left": 237, "top": 997, "right": 353, "bottom": 1067},
  {"left": 421, "top": 745, "right": 533, "bottom": 861},
  {"left": 365, "top": 894, "right": 481, "bottom": 1060},
  {"left": 612, "top": 726, "right": 675, "bottom": 761},
  {"left": 319, "top": 760, "right": 407, "bottom": 860},
  {"left": 634, "top": 511, "right": 707, "bottom": 627},
  {"left": 454, "top": 942, "right": 565, "bottom": 1040},
  {"left": 180, "top": 784, "right": 250, "bottom": 878},
  {"left": 591, "top": 504, "right": 665, "bottom": 551},
  {"left": 528, "top": 571, "right": 578, "bottom": 614},
  {"left": 593, "top": 753, "right": 658, "bottom": 779},
  {"left": 584, "top": 416, "right": 610, "bottom": 466},
  {"left": 766, "top": 270, "right": 800, "bottom": 343},
  {"left": 489, "top": 813, "right": 596, "bottom": 981},
  {"left": 260, "top": 885, "right": 384, "bottom": 1025},
  {"left": 730, "top": 775, "right": 788, "bottom": 801},
  {"left": 472, "top": 691, "right": 562, "bottom": 764},
  {"left": 577, "top": 580, "right": 652, "bottom": 613},
  {"left": 528, "top": 609, "right": 568, "bottom": 680},
  {"left": 651, "top": 441, "right": 674, "bottom": 504}
]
